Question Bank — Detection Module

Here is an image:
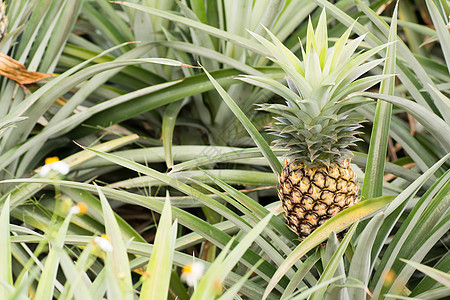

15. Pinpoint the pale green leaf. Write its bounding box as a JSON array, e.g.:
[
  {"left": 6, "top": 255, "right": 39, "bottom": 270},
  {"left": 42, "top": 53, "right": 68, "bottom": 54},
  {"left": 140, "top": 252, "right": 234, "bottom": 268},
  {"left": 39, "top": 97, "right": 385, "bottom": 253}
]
[
  {"left": 281, "top": 250, "right": 320, "bottom": 299},
  {"left": 140, "top": 195, "right": 177, "bottom": 300},
  {"left": 424, "top": 0, "right": 450, "bottom": 73},
  {"left": 361, "top": 92, "right": 450, "bottom": 152},
  {"left": 96, "top": 184, "right": 134, "bottom": 300},
  {"left": 400, "top": 259, "right": 450, "bottom": 288},
  {"left": 34, "top": 205, "right": 74, "bottom": 300},
  {"left": 202, "top": 66, "right": 282, "bottom": 175},
  {"left": 0, "top": 196, "right": 12, "bottom": 298},
  {"left": 114, "top": 1, "right": 266, "bottom": 56},
  {"left": 291, "top": 276, "right": 343, "bottom": 300},
  {"left": 348, "top": 213, "right": 384, "bottom": 300},
  {"left": 360, "top": 2, "right": 398, "bottom": 200},
  {"left": 310, "top": 224, "right": 358, "bottom": 300},
  {"left": 262, "top": 195, "right": 394, "bottom": 299}
]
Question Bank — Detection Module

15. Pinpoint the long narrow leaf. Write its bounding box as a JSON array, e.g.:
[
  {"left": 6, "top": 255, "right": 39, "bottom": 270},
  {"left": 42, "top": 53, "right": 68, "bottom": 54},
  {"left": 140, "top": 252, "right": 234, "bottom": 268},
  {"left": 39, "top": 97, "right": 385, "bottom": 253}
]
[
  {"left": 348, "top": 213, "right": 385, "bottom": 300},
  {"left": 424, "top": 0, "right": 450, "bottom": 73},
  {"left": 162, "top": 100, "right": 186, "bottom": 168},
  {"left": 291, "top": 277, "right": 344, "bottom": 300},
  {"left": 361, "top": 92, "right": 450, "bottom": 152},
  {"left": 202, "top": 67, "right": 282, "bottom": 175},
  {"left": 262, "top": 195, "right": 394, "bottom": 299},
  {"left": 281, "top": 250, "right": 321, "bottom": 299},
  {"left": 384, "top": 216, "right": 450, "bottom": 297},
  {"left": 34, "top": 206, "right": 74, "bottom": 299},
  {"left": 96, "top": 184, "right": 133, "bottom": 300},
  {"left": 0, "top": 134, "right": 139, "bottom": 209},
  {"left": 56, "top": 248, "right": 93, "bottom": 300},
  {"left": 218, "top": 260, "right": 264, "bottom": 300},
  {"left": 310, "top": 223, "right": 358, "bottom": 300},
  {"left": 401, "top": 259, "right": 450, "bottom": 288},
  {"left": 360, "top": 4, "right": 398, "bottom": 200},
  {"left": 369, "top": 155, "right": 450, "bottom": 296},
  {"left": 0, "top": 196, "right": 12, "bottom": 298},
  {"left": 113, "top": 1, "right": 266, "bottom": 56},
  {"left": 192, "top": 214, "right": 273, "bottom": 299},
  {"left": 140, "top": 195, "right": 177, "bottom": 299},
  {"left": 410, "top": 253, "right": 450, "bottom": 297}
]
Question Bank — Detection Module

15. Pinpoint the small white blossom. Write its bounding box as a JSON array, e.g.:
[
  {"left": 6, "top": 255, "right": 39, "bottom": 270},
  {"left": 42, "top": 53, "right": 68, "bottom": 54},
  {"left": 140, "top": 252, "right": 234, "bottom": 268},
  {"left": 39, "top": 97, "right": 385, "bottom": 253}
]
[
  {"left": 94, "top": 235, "right": 113, "bottom": 252},
  {"left": 39, "top": 157, "right": 70, "bottom": 177},
  {"left": 69, "top": 202, "right": 87, "bottom": 215},
  {"left": 39, "top": 164, "right": 53, "bottom": 177},
  {"left": 70, "top": 205, "right": 81, "bottom": 214},
  {"left": 181, "top": 261, "right": 205, "bottom": 287},
  {"left": 52, "top": 160, "right": 70, "bottom": 175}
]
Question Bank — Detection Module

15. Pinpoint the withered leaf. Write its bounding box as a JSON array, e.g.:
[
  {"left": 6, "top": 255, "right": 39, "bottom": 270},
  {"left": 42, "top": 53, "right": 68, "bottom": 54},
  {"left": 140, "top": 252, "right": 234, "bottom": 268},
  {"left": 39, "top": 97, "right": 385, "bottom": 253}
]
[{"left": 0, "top": 52, "right": 54, "bottom": 85}]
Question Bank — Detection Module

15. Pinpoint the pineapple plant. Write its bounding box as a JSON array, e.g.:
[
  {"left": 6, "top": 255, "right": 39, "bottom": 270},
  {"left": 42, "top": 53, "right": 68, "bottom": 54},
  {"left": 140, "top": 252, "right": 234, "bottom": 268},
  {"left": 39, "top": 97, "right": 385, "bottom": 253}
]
[{"left": 241, "top": 10, "right": 391, "bottom": 240}]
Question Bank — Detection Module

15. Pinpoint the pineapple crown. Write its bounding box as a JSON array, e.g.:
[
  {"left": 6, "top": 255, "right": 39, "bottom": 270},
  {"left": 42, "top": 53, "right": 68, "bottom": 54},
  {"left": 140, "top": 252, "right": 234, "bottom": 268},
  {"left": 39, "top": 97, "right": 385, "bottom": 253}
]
[{"left": 239, "top": 10, "right": 390, "bottom": 167}]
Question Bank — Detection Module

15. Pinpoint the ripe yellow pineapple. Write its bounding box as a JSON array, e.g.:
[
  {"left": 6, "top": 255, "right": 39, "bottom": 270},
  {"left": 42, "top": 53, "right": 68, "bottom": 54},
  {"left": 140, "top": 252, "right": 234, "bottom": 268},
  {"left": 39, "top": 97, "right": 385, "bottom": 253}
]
[
  {"left": 279, "top": 160, "right": 358, "bottom": 239},
  {"left": 242, "top": 10, "right": 390, "bottom": 240}
]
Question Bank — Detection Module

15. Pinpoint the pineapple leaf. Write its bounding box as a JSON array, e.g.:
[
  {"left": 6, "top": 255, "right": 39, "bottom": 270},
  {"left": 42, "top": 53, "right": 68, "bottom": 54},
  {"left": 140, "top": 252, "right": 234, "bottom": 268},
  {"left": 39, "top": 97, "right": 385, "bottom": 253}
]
[
  {"left": 329, "top": 75, "right": 392, "bottom": 104},
  {"left": 96, "top": 184, "right": 133, "bottom": 300},
  {"left": 400, "top": 259, "right": 450, "bottom": 288},
  {"left": 262, "top": 25, "right": 305, "bottom": 76},
  {"left": 327, "top": 21, "right": 358, "bottom": 73},
  {"left": 202, "top": 66, "right": 283, "bottom": 175},
  {"left": 0, "top": 195, "right": 12, "bottom": 298},
  {"left": 362, "top": 92, "right": 450, "bottom": 152},
  {"left": 162, "top": 99, "right": 187, "bottom": 169},
  {"left": 281, "top": 250, "right": 321, "bottom": 299},
  {"left": 260, "top": 103, "right": 310, "bottom": 124},
  {"left": 290, "top": 276, "right": 343, "bottom": 300},
  {"left": 360, "top": 2, "right": 398, "bottom": 200},
  {"left": 352, "top": 0, "right": 447, "bottom": 118},
  {"left": 262, "top": 195, "right": 395, "bottom": 300},
  {"left": 315, "top": 9, "right": 328, "bottom": 69},
  {"left": 368, "top": 153, "right": 450, "bottom": 296},
  {"left": 140, "top": 194, "right": 176, "bottom": 300},
  {"left": 238, "top": 75, "right": 304, "bottom": 108},
  {"left": 310, "top": 224, "right": 358, "bottom": 300},
  {"left": 347, "top": 212, "right": 385, "bottom": 299},
  {"left": 248, "top": 30, "right": 312, "bottom": 96},
  {"left": 115, "top": 1, "right": 266, "bottom": 55},
  {"left": 424, "top": 0, "right": 450, "bottom": 75}
]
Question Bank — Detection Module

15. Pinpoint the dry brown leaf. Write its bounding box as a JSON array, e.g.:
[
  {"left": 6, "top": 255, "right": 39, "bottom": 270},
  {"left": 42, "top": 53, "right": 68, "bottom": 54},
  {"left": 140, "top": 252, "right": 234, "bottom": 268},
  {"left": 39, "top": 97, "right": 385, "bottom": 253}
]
[{"left": 0, "top": 52, "right": 54, "bottom": 85}]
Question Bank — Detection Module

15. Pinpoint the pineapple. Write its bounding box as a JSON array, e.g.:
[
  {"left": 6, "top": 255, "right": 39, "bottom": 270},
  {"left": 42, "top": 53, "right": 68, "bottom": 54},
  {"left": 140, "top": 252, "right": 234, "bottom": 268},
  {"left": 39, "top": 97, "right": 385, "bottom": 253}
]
[
  {"left": 241, "top": 10, "right": 390, "bottom": 240},
  {"left": 0, "top": 1, "right": 6, "bottom": 42}
]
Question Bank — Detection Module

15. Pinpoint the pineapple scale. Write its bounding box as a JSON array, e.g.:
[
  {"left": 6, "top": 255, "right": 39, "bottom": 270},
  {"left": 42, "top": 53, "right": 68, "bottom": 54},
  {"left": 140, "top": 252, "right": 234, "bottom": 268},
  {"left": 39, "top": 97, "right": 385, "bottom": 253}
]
[{"left": 278, "top": 160, "right": 359, "bottom": 240}]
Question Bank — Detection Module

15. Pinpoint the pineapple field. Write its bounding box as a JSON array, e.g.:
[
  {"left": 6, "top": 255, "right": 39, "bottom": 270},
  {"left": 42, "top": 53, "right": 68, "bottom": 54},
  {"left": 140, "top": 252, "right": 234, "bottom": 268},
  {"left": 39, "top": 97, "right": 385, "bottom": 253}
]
[{"left": 0, "top": 0, "right": 449, "bottom": 299}]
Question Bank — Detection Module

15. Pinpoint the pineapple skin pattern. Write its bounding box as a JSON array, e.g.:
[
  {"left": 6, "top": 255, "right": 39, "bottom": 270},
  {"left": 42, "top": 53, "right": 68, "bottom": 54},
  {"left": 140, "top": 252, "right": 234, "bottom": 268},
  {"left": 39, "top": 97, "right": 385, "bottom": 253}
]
[
  {"left": 0, "top": 1, "right": 6, "bottom": 41},
  {"left": 279, "top": 160, "right": 358, "bottom": 240},
  {"left": 244, "top": 9, "right": 389, "bottom": 240}
]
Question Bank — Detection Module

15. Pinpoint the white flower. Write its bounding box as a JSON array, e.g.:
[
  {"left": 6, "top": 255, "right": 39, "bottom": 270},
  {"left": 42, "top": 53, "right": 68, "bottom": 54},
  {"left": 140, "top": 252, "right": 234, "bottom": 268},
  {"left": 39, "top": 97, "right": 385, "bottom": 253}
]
[
  {"left": 52, "top": 161, "right": 70, "bottom": 174},
  {"left": 94, "top": 235, "right": 113, "bottom": 252},
  {"left": 39, "top": 157, "right": 70, "bottom": 177},
  {"left": 70, "top": 205, "right": 81, "bottom": 215},
  {"left": 181, "top": 261, "right": 205, "bottom": 287},
  {"left": 39, "top": 164, "right": 52, "bottom": 177},
  {"left": 69, "top": 202, "right": 88, "bottom": 215}
]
